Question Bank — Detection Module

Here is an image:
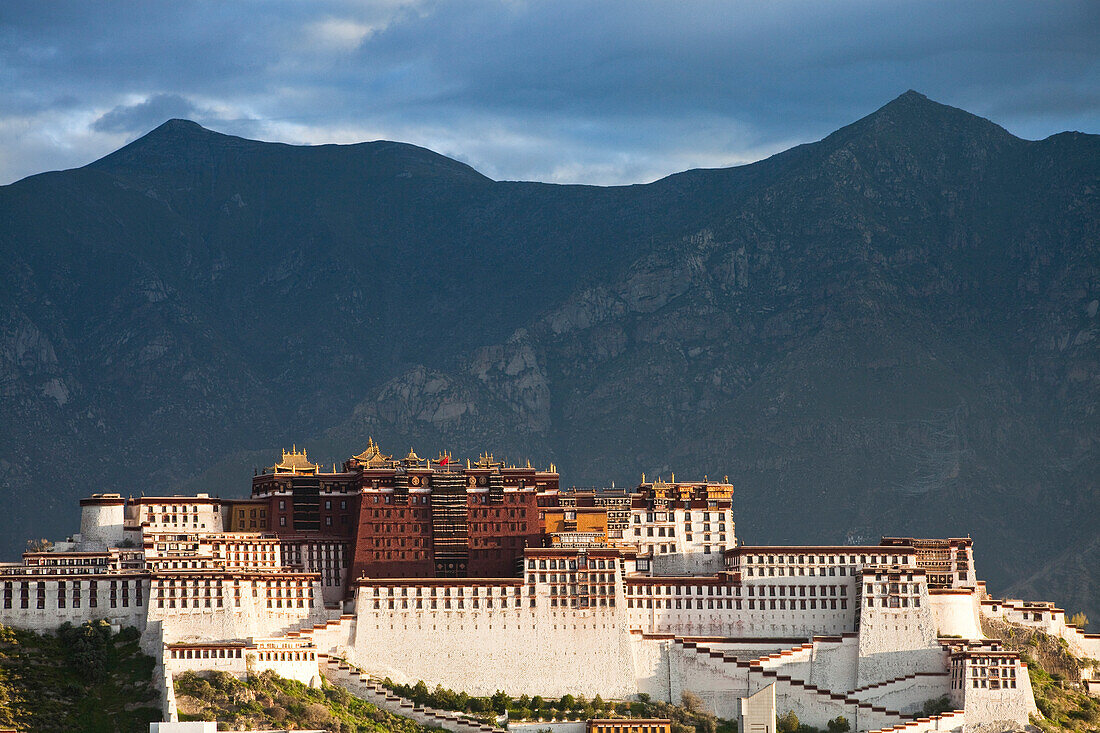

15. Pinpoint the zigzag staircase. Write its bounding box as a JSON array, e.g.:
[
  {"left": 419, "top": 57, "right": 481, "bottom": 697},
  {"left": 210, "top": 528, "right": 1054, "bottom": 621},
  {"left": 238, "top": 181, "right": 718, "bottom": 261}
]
[
  {"left": 675, "top": 638, "right": 911, "bottom": 730},
  {"left": 319, "top": 653, "right": 506, "bottom": 733}
]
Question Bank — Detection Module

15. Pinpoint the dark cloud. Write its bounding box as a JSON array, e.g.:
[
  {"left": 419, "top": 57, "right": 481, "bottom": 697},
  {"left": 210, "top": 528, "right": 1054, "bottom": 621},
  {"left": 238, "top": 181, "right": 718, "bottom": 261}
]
[
  {"left": 1, "top": 1, "right": 1098, "bottom": 185},
  {"left": 92, "top": 94, "right": 203, "bottom": 134}
]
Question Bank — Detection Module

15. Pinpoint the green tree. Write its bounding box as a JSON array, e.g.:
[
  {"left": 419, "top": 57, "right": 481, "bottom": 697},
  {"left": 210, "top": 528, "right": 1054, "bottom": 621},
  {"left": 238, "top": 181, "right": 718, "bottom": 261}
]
[
  {"left": 59, "top": 620, "right": 112, "bottom": 682},
  {"left": 491, "top": 690, "right": 512, "bottom": 714},
  {"left": 922, "top": 696, "right": 952, "bottom": 716},
  {"left": 1069, "top": 612, "right": 1090, "bottom": 630},
  {"left": 681, "top": 690, "right": 705, "bottom": 713},
  {"left": 777, "top": 711, "right": 800, "bottom": 733},
  {"left": 827, "top": 716, "right": 850, "bottom": 733},
  {"left": 412, "top": 680, "right": 429, "bottom": 705}
]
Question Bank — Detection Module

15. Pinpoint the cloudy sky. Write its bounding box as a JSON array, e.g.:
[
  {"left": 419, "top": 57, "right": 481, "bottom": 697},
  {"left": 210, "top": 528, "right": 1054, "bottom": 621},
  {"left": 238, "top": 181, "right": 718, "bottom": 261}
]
[{"left": 2, "top": 1, "right": 1098, "bottom": 186}]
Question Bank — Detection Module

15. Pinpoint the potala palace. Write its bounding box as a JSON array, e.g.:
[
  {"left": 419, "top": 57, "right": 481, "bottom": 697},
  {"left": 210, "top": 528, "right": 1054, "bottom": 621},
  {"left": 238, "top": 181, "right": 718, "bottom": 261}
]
[{"left": 1, "top": 443, "right": 1096, "bottom": 732}]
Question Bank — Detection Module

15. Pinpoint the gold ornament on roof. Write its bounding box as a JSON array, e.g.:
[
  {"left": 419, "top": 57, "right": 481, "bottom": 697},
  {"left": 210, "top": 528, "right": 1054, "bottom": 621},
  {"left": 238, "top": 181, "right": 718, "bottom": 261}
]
[
  {"left": 475, "top": 452, "right": 501, "bottom": 469},
  {"left": 269, "top": 445, "right": 319, "bottom": 475},
  {"left": 352, "top": 437, "right": 393, "bottom": 468}
]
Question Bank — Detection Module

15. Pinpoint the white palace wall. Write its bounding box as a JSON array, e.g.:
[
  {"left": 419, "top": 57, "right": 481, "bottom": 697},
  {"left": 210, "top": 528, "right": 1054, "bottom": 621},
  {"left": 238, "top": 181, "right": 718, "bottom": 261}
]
[
  {"left": 631, "top": 634, "right": 674, "bottom": 701},
  {"left": 167, "top": 650, "right": 317, "bottom": 685},
  {"left": 625, "top": 578, "right": 855, "bottom": 639},
  {"left": 856, "top": 573, "right": 943, "bottom": 688},
  {"left": 78, "top": 502, "right": 126, "bottom": 549},
  {"left": 959, "top": 664, "right": 1037, "bottom": 731},
  {"left": 806, "top": 635, "right": 860, "bottom": 694},
  {"left": 851, "top": 673, "right": 951, "bottom": 715},
  {"left": 348, "top": 583, "right": 636, "bottom": 698},
  {"left": 0, "top": 576, "right": 148, "bottom": 632},
  {"left": 929, "top": 590, "right": 982, "bottom": 640},
  {"left": 150, "top": 584, "right": 327, "bottom": 643},
  {"left": 667, "top": 641, "right": 751, "bottom": 718}
]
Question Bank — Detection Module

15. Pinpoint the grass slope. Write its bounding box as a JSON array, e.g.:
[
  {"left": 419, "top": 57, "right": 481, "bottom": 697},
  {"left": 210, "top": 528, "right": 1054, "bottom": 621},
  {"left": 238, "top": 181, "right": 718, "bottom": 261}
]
[
  {"left": 175, "top": 669, "right": 447, "bottom": 733},
  {"left": 0, "top": 621, "right": 160, "bottom": 732}
]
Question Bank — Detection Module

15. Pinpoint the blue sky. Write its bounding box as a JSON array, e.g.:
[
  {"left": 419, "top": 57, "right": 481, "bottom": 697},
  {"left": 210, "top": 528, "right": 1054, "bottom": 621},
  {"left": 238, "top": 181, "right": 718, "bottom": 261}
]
[{"left": 1, "top": 1, "right": 1097, "bottom": 185}]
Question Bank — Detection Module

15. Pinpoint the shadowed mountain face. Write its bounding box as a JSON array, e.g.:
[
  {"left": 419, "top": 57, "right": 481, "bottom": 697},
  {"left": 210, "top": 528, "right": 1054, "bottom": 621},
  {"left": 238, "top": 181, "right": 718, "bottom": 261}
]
[{"left": 1, "top": 92, "right": 1097, "bottom": 624}]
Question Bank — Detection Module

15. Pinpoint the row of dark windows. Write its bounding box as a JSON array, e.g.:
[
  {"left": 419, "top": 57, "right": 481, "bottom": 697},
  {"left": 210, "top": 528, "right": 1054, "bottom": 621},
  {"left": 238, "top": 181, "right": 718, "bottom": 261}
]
[
  {"left": 627, "top": 597, "right": 848, "bottom": 611},
  {"left": 2, "top": 580, "right": 141, "bottom": 610}
]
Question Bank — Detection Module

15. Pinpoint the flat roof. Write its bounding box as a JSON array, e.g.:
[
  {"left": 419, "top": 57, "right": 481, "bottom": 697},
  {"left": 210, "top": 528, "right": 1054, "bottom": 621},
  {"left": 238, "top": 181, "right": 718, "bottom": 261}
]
[{"left": 728, "top": 545, "right": 915, "bottom": 555}]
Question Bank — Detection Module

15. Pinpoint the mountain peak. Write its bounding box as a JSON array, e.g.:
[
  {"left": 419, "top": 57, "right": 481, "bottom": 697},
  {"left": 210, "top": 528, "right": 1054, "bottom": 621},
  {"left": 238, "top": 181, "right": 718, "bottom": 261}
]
[
  {"left": 149, "top": 118, "right": 211, "bottom": 136},
  {"left": 868, "top": 90, "right": 964, "bottom": 122},
  {"left": 88, "top": 117, "right": 255, "bottom": 177},
  {"left": 824, "top": 89, "right": 1017, "bottom": 154}
]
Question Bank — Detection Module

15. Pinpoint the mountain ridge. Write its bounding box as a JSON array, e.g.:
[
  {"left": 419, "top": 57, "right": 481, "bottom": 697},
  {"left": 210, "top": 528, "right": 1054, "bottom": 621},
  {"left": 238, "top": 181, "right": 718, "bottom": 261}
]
[{"left": 1, "top": 91, "right": 1096, "bottom": 627}]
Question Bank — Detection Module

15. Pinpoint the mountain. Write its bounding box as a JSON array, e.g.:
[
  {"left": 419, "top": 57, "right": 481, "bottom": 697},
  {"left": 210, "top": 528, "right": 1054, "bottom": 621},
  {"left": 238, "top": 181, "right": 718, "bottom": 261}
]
[{"left": 1, "top": 92, "right": 1097, "bottom": 625}]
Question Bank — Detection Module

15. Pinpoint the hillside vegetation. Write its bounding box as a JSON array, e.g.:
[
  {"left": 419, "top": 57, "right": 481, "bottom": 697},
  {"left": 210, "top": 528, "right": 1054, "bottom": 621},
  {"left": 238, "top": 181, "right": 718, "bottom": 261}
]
[
  {"left": 176, "top": 669, "right": 447, "bottom": 733},
  {"left": 381, "top": 677, "right": 736, "bottom": 733},
  {"left": 0, "top": 621, "right": 160, "bottom": 732}
]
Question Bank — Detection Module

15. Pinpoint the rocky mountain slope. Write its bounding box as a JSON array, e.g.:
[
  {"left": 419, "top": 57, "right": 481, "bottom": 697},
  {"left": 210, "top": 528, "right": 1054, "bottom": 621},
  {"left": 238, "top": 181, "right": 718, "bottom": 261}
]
[{"left": 1, "top": 92, "right": 1096, "bottom": 623}]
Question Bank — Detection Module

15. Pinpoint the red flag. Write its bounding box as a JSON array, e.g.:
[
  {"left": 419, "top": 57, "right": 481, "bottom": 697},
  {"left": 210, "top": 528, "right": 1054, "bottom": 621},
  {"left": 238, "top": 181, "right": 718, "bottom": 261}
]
[{"left": 439, "top": 455, "right": 450, "bottom": 465}]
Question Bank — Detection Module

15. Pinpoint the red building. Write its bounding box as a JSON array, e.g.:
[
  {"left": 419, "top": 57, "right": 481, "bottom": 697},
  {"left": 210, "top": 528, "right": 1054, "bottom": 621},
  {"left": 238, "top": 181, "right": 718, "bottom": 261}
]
[
  {"left": 250, "top": 441, "right": 558, "bottom": 586},
  {"left": 349, "top": 441, "right": 556, "bottom": 579}
]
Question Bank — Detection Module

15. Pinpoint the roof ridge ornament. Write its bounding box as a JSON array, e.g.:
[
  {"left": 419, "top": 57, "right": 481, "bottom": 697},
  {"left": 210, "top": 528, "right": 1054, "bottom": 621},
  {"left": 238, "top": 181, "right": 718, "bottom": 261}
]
[
  {"left": 268, "top": 446, "right": 319, "bottom": 475},
  {"left": 352, "top": 436, "right": 393, "bottom": 468}
]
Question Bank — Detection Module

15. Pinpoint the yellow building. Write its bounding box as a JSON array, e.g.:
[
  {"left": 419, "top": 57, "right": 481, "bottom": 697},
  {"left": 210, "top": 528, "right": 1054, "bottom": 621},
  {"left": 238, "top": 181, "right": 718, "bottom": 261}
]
[
  {"left": 587, "top": 720, "right": 672, "bottom": 733},
  {"left": 224, "top": 498, "right": 270, "bottom": 532},
  {"left": 544, "top": 507, "right": 610, "bottom": 547}
]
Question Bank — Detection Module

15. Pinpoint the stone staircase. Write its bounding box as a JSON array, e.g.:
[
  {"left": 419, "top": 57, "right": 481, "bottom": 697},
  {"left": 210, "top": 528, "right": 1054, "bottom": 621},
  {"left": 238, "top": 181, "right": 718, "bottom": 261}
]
[
  {"left": 864, "top": 710, "right": 966, "bottom": 733},
  {"left": 848, "top": 671, "right": 949, "bottom": 697},
  {"left": 675, "top": 638, "right": 909, "bottom": 731},
  {"left": 319, "top": 653, "right": 506, "bottom": 733},
  {"left": 284, "top": 613, "right": 356, "bottom": 653}
]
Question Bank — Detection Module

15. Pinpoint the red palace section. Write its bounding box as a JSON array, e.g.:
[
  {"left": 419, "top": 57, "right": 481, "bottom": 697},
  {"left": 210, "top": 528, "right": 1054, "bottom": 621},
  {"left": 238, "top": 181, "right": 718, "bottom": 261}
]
[{"left": 249, "top": 441, "right": 557, "bottom": 585}]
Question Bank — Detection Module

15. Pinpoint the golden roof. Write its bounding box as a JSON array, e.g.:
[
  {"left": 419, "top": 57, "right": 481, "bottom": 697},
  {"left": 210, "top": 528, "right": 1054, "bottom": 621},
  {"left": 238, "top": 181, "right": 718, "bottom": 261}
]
[
  {"left": 269, "top": 445, "right": 319, "bottom": 475},
  {"left": 475, "top": 452, "right": 502, "bottom": 469},
  {"left": 403, "top": 447, "right": 424, "bottom": 466},
  {"left": 352, "top": 437, "right": 393, "bottom": 468}
]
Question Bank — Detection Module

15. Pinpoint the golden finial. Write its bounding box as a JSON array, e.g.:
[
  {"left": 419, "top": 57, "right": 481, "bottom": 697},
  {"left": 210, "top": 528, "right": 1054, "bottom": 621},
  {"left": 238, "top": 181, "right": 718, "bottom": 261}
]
[
  {"left": 466, "top": 458, "right": 471, "bottom": 469},
  {"left": 641, "top": 472, "right": 646, "bottom": 483},
  {"left": 724, "top": 475, "right": 729, "bottom": 483},
  {"left": 526, "top": 458, "right": 532, "bottom": 468},
  {"left": 671, "top": 472, "right": 675, "bottom": 483}
]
